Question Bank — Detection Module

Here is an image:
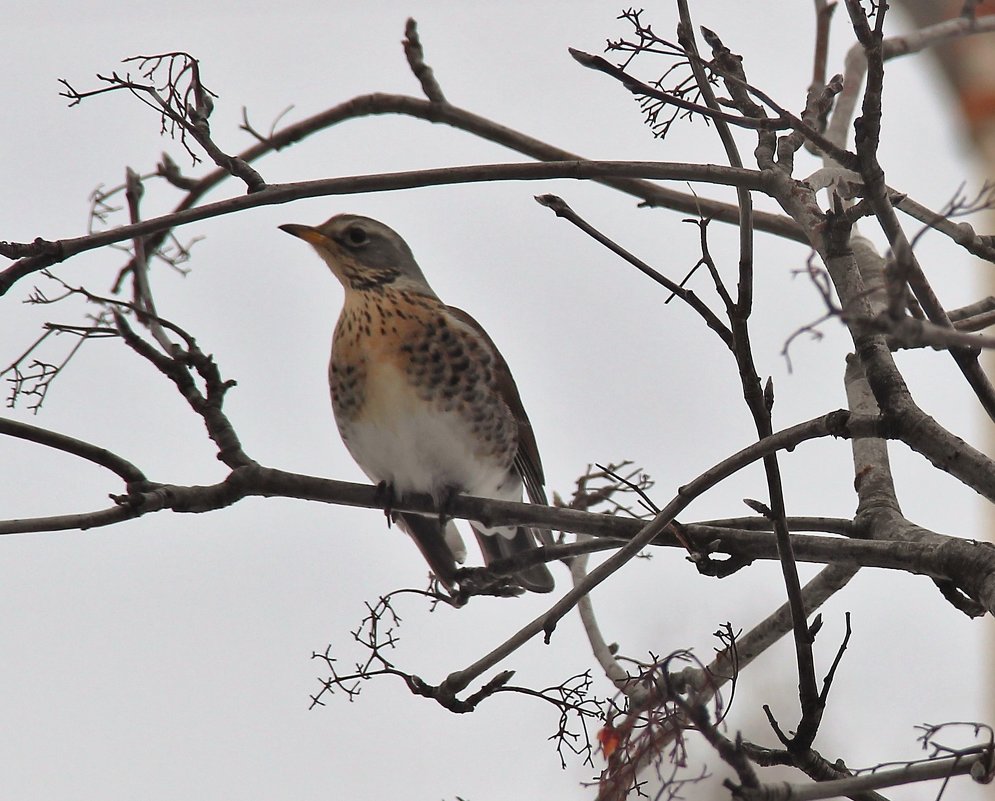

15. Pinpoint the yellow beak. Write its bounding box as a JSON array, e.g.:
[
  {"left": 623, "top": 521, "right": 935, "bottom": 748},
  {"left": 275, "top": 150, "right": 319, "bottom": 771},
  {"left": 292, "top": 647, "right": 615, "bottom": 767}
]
[{"left": 279, "top": 223, "right": 329, "bottom": 248}]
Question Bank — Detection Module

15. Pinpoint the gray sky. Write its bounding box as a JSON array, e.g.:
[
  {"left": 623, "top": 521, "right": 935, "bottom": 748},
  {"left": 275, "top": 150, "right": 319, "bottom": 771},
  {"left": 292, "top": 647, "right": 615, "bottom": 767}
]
[{"left": 2, "top": 2, "right": 992, "bottom": 799}]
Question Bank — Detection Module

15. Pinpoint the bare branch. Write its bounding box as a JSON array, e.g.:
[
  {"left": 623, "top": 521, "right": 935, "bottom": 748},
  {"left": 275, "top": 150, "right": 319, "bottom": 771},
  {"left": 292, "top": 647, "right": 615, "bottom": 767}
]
[
  {"left": 735, "top": 746, "right": 992, "bottom": 800},
  {"left": 403, "top": 18, "right": 446, "bottom": 103},
  {"left": 0, "top": 159, "right": 773, "bottom": 294},
  {"left": 569, "top": 47, "right": 787, "bottom": 131},
  {"left": 60, "top": 52, "right": 265, "bottom": 192},
  {"left": 0, "top": 416, "right": 146, "bottom": 485},
  {"left": 827, "top": 12, "right": 995, "bottom": 148},
  {"left": 535, "top": 193, "right": 734, "bottom": 348}
]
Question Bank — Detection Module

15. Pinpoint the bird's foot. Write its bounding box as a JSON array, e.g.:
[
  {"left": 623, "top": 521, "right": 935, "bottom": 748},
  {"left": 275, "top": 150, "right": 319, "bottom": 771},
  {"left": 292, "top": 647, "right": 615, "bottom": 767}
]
[
  {"left": 374, "top": 480, "right": 398, "bottom": 527},
  {"left": 453, "top": 566, "right": 525, "bottom": 601}
]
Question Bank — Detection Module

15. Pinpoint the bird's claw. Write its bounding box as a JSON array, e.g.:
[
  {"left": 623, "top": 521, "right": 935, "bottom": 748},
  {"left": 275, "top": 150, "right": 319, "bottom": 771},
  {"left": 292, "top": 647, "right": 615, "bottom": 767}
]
[
  {"left": 374, "top": 480, "right": 398, "bottom": 527},
  {"left": 453, "top": 566, "right": 526, "bottom": 600}
]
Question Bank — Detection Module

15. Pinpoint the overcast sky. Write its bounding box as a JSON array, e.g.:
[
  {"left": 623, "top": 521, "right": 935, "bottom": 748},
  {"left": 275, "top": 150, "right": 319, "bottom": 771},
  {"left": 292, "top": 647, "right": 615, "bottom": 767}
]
[{"left": 2, "top": 3, "right": 992, "bottom": 800}]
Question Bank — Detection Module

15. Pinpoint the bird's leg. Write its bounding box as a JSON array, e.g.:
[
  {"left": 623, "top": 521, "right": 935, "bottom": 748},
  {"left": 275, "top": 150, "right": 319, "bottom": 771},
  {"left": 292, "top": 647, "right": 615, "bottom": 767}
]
[
  {"left": 436, "top": 484, "right": 524, "bottom": 598},
  {"left": 374, "top": 480, "right": 398, "bottom": 528},
  {"left": 437, "top": 484, "right": 462, "bottom": 528}
]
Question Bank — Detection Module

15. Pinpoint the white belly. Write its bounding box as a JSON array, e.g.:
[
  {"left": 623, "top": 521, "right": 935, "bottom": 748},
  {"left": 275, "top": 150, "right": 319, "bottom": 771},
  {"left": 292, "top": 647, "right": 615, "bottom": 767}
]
[{"left": 337, "top": 361, "right": 521, "bottom": 507}]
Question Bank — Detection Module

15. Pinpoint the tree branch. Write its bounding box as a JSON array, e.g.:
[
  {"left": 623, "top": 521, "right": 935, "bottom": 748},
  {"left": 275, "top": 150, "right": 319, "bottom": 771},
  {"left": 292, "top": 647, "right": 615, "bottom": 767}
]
[
  {"left": 0, "top": 416, "right": 146, "bottom": 485},
  {"left": 0, "top": 159, "right": 773, "bottom": 294}
]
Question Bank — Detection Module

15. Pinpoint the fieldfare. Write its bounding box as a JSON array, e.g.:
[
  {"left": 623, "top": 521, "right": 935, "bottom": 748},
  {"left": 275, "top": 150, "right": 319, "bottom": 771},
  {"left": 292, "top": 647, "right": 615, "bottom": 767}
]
[{"left": 280, "top": 214, "right": 555, "bottom": 593}]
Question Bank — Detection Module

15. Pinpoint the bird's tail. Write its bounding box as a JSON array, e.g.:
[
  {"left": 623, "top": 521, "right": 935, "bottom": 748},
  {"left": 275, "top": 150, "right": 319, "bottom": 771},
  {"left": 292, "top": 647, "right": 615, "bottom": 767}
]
[
  {"left": 473, "top": 525, "right": 555, "bottom": 594},
  {"left": 395, "top": 512, "right": 465, "bottom": 589}
]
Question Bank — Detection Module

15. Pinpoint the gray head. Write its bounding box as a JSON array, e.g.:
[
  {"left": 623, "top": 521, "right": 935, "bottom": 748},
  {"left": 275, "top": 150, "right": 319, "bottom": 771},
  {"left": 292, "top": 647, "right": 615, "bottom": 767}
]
[{"left": 279, "top": 214, "right": 436, "bottom": 294}]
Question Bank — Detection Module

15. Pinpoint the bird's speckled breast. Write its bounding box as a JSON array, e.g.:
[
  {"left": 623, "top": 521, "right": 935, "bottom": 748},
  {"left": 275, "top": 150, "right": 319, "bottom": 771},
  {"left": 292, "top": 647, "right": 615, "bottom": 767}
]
[{"left": 328, "top": 286, "right": 518, "bottom": 499}]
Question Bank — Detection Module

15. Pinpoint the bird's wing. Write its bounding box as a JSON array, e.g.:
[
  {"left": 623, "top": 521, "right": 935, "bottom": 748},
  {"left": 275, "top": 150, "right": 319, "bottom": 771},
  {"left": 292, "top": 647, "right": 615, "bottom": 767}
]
[
  {"left": 447, "top": 305, "right": 556, "bottom": 589},
  {"left": 445, "top": 305, "right": 547, "bottom": 505}
]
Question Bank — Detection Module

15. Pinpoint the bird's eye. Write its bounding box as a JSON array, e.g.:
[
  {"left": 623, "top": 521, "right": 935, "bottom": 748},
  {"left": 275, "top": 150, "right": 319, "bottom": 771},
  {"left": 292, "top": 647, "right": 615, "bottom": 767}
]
[{"left": 345, "top": 226, "right": 369, "bottom": 246}]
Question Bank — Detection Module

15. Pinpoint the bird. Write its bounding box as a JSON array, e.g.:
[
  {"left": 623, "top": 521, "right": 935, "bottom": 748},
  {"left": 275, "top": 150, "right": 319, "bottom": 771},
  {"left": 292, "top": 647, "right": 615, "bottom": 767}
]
[{"left": 280, "top": 213, "right": 555, "bottom": 594}]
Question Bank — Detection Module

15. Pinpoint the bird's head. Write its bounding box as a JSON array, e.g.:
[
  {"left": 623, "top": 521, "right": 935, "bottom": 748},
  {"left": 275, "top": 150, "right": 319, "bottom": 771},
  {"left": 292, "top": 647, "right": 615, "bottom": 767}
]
[{"left": 280, "top": 214, "right": 436, "bottom": 295}]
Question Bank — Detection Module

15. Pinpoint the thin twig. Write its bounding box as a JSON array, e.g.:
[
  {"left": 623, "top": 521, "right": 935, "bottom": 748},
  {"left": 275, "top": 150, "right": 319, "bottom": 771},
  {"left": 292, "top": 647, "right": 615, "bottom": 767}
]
[
  {"left": 403, "top": 18, "right": 446, "bottom": 103},
  {"left": 535, "top": 194, "right": 733, "bottom": 348}
]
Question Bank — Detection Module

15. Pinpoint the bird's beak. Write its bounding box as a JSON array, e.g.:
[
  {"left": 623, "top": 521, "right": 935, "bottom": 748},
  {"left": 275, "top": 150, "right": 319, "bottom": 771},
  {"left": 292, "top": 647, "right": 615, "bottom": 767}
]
[{"left": 279, "top": 223, "right": 329, "bottom": 248}]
